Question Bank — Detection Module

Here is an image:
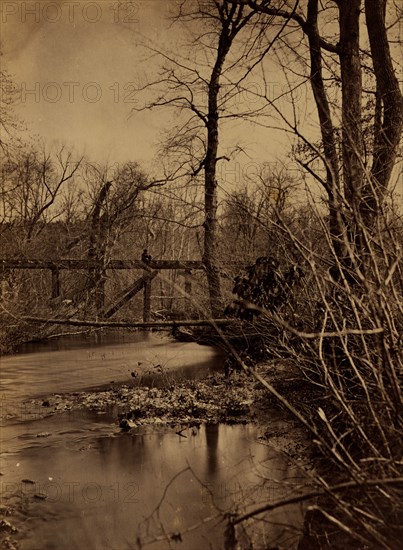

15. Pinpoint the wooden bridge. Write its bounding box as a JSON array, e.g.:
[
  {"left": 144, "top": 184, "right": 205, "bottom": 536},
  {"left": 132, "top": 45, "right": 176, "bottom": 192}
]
[{"left": 0, "top": 258, "right": 239, "bottom": 326}]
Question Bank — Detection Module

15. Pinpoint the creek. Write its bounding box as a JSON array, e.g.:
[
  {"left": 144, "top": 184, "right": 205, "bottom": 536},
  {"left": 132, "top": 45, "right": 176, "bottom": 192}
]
[{"left": 0, "top": 332, "right": 307, "bottom": 549}]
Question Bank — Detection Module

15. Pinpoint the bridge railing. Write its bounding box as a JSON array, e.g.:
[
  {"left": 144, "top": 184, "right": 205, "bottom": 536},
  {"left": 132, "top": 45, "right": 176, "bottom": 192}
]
[{"left": 0, "top": 258, "right": 242, "bottom": 322}]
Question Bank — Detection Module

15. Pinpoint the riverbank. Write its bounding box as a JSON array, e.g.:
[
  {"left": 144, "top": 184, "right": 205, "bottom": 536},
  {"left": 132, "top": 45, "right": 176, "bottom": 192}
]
[{"left": 22, "top": 361, "right": 312, "bottom": 462}]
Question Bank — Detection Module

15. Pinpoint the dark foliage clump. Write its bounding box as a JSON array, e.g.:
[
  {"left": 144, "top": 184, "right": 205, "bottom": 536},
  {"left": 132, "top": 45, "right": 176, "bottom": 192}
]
[{"left": 224, "top": 256, "right": 304, "bottom": 320}]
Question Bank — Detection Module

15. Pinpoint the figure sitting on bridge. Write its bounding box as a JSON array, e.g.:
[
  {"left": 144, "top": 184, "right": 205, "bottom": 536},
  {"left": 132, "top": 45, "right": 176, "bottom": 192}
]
[{"left": 141, "top": 249, "right": 152, "bottom": 264}]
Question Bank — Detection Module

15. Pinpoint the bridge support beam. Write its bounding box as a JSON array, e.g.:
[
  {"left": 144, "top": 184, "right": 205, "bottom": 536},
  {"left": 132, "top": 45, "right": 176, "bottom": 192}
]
[
  {"left": 143, "top": 273, "right": 152, "bottom": 322},
  {"left": 184, "top": 270, "right": 192, "bottom": 313},
  {"left": 51, "top": 268, "right": 60, "bottom": 299}
]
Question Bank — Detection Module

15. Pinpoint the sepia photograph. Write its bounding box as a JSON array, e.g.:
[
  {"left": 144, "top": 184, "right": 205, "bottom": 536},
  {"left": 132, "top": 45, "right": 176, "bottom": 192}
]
[{"left": 0, "top": 1, "right": 402, "bottom": 548}]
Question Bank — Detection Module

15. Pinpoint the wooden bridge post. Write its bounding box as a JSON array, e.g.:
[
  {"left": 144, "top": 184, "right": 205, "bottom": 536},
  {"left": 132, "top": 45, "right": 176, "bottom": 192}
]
[
  {"left": 143, "top": 272, "right": 152, "bottom": 322},
  {"left": 184, "top": 269, "right": 192, "bottom": 313},
  {"left": 51, "top": 268, "right": 60, "bottom": 299},
  {"left": 95, "top": 279, "right": 106, "bottom": 315}
]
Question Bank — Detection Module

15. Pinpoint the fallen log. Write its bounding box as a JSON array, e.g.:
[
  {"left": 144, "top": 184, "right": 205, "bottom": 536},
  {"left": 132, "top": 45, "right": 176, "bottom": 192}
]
[{"left": 13, "top": 315, "right": 239, "bottom": 329}]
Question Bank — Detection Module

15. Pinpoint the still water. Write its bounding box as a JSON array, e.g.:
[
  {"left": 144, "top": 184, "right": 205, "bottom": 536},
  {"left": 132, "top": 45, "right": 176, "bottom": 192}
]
[
  {"left": 0, "top": 332, "right": 307, "bottom": 549},
  {"left": 0, "top": 332, "right": 223, "bottom": 404}
]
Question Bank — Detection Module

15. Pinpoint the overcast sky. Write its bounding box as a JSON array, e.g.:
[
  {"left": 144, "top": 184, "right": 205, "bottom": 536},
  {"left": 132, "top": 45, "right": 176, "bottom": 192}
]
[
  {"left": 1, "top": 2, "right": 172, "bottom": 165},
  {"left": 0, "top": 0, "right": 301, "bottom": 186}
]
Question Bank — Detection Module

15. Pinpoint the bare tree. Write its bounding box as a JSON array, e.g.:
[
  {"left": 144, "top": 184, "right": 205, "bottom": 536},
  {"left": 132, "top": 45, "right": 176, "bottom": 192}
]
[
  {"left": 239, "top": 0, "right": 402, "bottom": 271},
  {"left": 79, "top": 161, "right": 165, "bottom": 311},
  {"left": 221, "top": 164, "right": 300, "bottom": 261},
  {"left": 0, "top": 146, "right": 82, "bottom": 241},
  {"left": 0, "top": 59, "right": 23, "bottom": 159},
  {"left": 134, "top": 0, "right": 279, "bottom": 316}
]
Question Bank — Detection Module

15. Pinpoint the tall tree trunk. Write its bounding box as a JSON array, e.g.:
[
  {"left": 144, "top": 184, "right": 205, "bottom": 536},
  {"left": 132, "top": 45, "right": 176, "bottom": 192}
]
[
  {"left": 337, "top": 0, "right": 365, "bottom": 263},
  {"left": 204, "top": 62, "right": 226, "bottom": 318},
  {"left": 338, "top": 0, "right": 364, "bottom": 216},
  {"left": 203, "top": 3, "right": 248, "bottom": 317},
  {"left": 306, "top": 0, "right": 345, "bottom": 260},
  {"left": 364, "top": 0, "right": 403, "bottom": 219}
]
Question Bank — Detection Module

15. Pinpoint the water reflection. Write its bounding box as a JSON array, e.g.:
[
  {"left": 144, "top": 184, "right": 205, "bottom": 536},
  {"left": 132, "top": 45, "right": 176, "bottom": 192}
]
[
  {"left": 205, "top": 422, "right": 219, "bottom": 474},
  {"left": 1, "top": 411, "right": 307, "bottom": 550}
]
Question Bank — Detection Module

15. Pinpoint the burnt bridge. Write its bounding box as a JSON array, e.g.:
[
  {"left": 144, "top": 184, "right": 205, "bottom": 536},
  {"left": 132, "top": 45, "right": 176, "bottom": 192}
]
[{"left": 0, "top": 258, "right": 239, "bottom": 327}]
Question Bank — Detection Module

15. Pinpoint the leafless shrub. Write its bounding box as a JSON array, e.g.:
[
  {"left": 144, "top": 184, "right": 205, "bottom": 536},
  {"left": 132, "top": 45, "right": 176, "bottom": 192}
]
[{"left": 224, "top": 196, "right": 403, "bottom": 548}]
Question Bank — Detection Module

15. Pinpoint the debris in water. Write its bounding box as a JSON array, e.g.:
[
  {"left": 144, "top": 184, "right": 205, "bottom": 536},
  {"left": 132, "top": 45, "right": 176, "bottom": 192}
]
[
  {"left": 119, "top": 418, "right": 136, "bottom": 431},
  {"left": 0, "top": 520, "right": 18, "bottom": 533}
]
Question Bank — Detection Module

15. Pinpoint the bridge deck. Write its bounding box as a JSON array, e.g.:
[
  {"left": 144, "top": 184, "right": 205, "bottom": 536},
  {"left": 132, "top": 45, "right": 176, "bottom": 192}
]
[{"left": 0, "top": 259, "right": 207, "bottom": 270}]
